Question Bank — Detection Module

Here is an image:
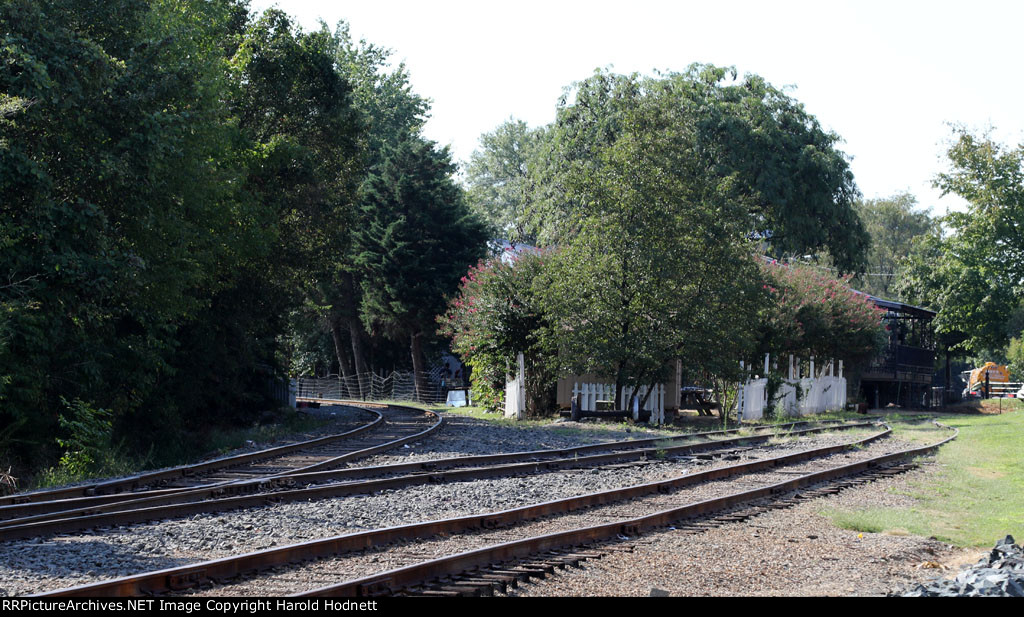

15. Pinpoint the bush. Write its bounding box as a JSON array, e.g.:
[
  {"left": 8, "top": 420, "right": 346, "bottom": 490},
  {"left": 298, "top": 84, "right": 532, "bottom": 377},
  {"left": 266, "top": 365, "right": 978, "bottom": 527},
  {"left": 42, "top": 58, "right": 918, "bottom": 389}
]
[{"left": 439, "top": 248, "right": 557, "bottom": 415}]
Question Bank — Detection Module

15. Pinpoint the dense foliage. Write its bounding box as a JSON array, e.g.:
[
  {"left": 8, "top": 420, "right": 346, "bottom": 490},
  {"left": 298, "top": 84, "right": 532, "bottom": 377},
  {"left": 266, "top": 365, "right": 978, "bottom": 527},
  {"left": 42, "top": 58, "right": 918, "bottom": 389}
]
[
  {"left": 898, "top": 128, "right": 1024, "bottom": 356},
  {"left": 355, "top": 137, "right": 488, "bottom": 397},
  {"left": 467, "top": 66, "right": 870, "bottom": 273},
  {"left": 851, "top": 193, "right": 938, "bottom": 300},
  {"left": 0, "top": 0, "right": 485, "bottom": 477},
  {"left": 449, "top": 67, "right": 873, "bottom": 413},
  {"left": 439, "top": 249, "right": 555, "bottom": 414},
  {"left": 758, "top": 261, "right": 886, "bottom": 366}
]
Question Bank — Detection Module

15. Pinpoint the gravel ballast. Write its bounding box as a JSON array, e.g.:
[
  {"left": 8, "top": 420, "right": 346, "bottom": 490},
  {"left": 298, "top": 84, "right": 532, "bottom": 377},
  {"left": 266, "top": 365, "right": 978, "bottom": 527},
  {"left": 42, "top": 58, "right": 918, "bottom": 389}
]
[
  {"left": 0, "top": 423, "right": 925, "bottom": 596},
  {"left": 510, "top": 463, "right": 974, "bottom": 597},
  {"left": 0, "top": 415, "right": 958, "bottom": 597}
]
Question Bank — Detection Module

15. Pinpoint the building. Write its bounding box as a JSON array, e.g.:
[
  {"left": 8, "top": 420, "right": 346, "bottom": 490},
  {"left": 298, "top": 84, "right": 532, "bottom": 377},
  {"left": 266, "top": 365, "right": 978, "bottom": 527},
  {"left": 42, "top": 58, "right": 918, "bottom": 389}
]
[{"left": 856, "top": 294, "right": 937, "bottom": 409}]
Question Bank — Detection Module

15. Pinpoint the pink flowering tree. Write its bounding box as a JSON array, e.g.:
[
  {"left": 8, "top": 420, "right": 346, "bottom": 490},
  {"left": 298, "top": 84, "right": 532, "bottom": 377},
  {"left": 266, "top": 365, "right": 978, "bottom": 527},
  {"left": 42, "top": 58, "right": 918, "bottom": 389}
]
[
  {"left": 755, "top": 261, "right": 887, "bottom": 415},
  {"left": 438, "top": 249, "right": 557, "bottom": 414},
  {"left": 759, "top": 262, "right": 886, "bottom": 363}
]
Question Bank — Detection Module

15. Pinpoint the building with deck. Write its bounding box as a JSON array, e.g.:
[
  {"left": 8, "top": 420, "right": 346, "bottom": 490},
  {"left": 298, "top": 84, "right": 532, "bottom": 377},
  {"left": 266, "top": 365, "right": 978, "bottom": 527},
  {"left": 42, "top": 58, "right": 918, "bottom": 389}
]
[{"left": 856, "top": 294, "right": 937, "bottom": 409}]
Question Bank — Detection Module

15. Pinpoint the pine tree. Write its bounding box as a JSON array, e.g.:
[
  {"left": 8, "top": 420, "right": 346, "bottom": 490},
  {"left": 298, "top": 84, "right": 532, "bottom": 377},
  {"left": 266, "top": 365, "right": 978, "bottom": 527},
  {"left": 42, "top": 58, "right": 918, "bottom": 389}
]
[{"left": 355, "top": 137, "right": 487, "bottom": 396}]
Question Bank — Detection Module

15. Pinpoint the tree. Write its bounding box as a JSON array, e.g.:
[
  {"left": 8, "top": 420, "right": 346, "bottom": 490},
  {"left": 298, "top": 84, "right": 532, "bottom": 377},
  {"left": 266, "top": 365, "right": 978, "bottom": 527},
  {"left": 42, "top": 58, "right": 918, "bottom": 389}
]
[
  {"left": 525, "top": 65, "right": 870, "bottom": 273},
  {"left": 355, "top": 137, "right": 488, "bottom": 397},
  {"left": 228, "top": 9, "right": 367, "bottom": 400},
  {"left": 758, "top": 262, "right": 886, "bottom": 363},
  {"left": 0, "top": 0, "right": 258, "bottom": 463},
  {"left": 898, "top": 128, "right": 1024, "bottom": 354},
  {"left": 464, "top": 119, "right": 547, "bottom": 242},
  {"left": 281, "top": 20, "right": 436, "bottom": 394},
  {"left": 439, "top": 249, "right": 557, "bottom": 414},
  {"left": 531, "top": 70, "right": 768, "bottom": 410},
  {"left": 852, "top": 193, "right": 938, "bottom": 299},
  {"left": 752, "top": 261, "right": 886, "bottom": 418}
]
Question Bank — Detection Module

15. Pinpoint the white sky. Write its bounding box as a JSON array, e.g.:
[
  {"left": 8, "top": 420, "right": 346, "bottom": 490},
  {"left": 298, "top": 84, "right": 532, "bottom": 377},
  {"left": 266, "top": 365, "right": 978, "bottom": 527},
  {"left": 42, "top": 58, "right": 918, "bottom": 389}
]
[{"left": 251, "top": 0, "right": 1024, "bottom": 216}]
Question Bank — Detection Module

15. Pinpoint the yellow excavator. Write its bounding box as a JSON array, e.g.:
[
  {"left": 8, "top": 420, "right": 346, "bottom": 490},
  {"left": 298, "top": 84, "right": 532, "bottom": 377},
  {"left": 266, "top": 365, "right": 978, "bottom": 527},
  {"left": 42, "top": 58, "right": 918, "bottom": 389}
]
[{"left": 964, "top": 362, "right": 1016, "bottom": 397}]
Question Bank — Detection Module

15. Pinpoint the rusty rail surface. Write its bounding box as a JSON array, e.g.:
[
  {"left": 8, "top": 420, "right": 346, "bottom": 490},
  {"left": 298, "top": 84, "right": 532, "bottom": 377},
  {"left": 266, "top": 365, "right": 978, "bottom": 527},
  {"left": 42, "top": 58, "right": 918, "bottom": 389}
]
[
  {"left": 0, "top": 414, "right": 871, "bottom": 524},
  {"left": 0, "top": 406, "right": 385, "bottom": 507},
  {"left": 0, "top": 417, "right": 865, "bottom": 523},
  {"left": 35, "top": 422, "right": 932, "bottom": 597},
  {"left": 299, "top": 422, "right": 958, "bottom": 597},
  {"left": 0, "top": 420, "right": 878, "bottom": 540}
]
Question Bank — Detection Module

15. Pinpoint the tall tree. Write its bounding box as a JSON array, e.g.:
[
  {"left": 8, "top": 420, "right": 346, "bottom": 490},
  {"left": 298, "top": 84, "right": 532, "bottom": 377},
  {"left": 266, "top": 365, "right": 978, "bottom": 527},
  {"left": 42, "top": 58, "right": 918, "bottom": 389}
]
[
  {"left": 326, "top": 21, "right": 432, "bottom": 393},
  {"left": 535, "top": 70, "right": 767, "bottom": 408},
  {"left": 852, "top": 193, "right": 937, "bottom": 299},
  {"left": 898, "top": 128, "right": 1024, "bottom": 354},
  {"left": 526, "top": 65, "right": 869, "bottom": 273},
  {"left": 464, "top": 119, "right": 547, "bottom": 242},
  {"left": 282, "top": 20, "right": 435, "bottom": 393},
  {"left": 0, "top": 0, "right": 254, "bottom": 462},
  {"left": 355, "top": 137, "right": 488, "bottom": 397},
  {"left": 229, "top": 9, "right": 364, "bottom": 394}
]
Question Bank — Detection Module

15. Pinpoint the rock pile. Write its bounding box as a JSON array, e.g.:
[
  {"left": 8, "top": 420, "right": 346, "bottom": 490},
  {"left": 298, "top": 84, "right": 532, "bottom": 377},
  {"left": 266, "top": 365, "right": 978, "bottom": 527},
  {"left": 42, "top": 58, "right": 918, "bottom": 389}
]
[{"left": 900, "top": 535, "right": 1024, "bottom": 597}]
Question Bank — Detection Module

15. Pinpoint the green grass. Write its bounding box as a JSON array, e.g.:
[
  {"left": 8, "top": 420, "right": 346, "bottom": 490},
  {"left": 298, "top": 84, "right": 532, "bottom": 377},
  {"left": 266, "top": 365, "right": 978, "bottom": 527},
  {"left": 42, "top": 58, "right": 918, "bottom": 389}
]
[{"left": 824, "top": 410, "right": 1024, "bottom": 548}]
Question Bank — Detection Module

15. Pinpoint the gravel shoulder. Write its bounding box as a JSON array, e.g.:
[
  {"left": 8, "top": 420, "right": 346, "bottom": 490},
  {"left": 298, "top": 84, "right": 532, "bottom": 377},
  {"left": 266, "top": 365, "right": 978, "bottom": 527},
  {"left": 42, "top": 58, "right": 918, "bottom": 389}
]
[
  {"left": 0, "top": 416, "right": 968, "bottom": 597},
  {"left": 510, "top": 462, "right": 983, "bottom": 597}
]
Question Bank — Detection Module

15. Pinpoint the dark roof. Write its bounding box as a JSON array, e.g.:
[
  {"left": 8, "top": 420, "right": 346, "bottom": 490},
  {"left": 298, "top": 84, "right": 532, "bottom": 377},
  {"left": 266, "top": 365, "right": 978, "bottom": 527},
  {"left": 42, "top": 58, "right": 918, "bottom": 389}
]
[{"left": 854, "top": 291, "right": 937, "bottom": 319}]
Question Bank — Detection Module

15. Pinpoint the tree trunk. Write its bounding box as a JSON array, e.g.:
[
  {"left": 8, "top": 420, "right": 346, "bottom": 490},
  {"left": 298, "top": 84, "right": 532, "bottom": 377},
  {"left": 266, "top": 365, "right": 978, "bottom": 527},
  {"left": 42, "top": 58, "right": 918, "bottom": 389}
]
[
  {"left": 348, "top": 317, "right": 370, "bottom": 398},
  {"left": 410, "top": 331, "right": 427, "bottom": 401},
  {"left": 329, "top": 318, "right": 355, "bottom": 399},
  {"left": 638, "top": 380, "right": 657, "bottom": 410}
]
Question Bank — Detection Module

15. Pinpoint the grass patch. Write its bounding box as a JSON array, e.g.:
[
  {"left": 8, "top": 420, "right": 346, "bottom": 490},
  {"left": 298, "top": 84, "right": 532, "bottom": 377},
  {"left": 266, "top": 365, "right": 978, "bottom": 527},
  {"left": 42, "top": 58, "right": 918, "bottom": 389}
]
[
  {"left": 945, "top": 397, "right": 1024, "bottom": 415},
  {"left": 823, "top": 410, "right": 1024, "bottom": 548}
]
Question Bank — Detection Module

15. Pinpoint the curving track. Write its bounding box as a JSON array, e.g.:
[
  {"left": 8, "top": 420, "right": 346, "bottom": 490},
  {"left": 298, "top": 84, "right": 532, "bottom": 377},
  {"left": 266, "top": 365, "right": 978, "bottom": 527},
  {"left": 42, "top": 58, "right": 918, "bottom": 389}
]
[
  {"left": 32, "top": 420, "right": 957, "bottom": 597},
  {"left": 0, "top": 420, "right": 877, "bottom": 541},
  {"left": 0, "top": 403, "right": 440, "bottom": 516}
]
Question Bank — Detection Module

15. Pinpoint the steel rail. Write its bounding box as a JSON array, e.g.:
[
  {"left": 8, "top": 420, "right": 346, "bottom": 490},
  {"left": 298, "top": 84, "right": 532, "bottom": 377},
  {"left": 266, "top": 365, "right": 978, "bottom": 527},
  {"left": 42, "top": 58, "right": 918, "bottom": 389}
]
[
  {"left": 0, "top": 417, "right": 864, "bottom": 522},
  {"left": 297, "top": 422, "right": 958, "bottom": 597},
  {"left": 36, "top": 423, "right": 906, "bottom": 597},
  {"left": 0, "top": 421, "right": 879, "bottom": 540},
  {"left": 0, "top": 406, "right": 385, "bottom": 506},
  {"left": 2, "top": 403, "right": 440, "bottom": 513}
]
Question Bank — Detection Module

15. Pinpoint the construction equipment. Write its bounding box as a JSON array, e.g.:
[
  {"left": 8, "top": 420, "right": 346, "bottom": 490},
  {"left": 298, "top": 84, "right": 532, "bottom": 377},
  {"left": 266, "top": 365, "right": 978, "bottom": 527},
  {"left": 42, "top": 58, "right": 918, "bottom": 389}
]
[{"left": 963, "top": 362, "right": 1021, "bottom": 398}]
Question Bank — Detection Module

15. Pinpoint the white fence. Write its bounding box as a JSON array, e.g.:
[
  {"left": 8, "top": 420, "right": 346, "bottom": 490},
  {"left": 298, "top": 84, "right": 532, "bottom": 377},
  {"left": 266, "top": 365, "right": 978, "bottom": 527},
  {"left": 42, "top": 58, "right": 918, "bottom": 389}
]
[
  {"left": 505, "top": 353, "right": 526, "bottom": 420},
  {"left": 570, "top": 381, "right": 666, "bottom": 425},
  {"left": 737, "top": 356, "right": 846, "bottom": 420}
]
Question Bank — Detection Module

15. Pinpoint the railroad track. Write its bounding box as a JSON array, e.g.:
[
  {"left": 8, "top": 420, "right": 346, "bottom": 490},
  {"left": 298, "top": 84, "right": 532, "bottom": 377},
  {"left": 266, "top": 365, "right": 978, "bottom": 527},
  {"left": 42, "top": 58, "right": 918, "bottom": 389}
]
[
  {"left": 0, "top": 420, "right": 879, "bottom": 541},
  {"left": 34, "top": 420, "right": 955, "bottom": 597},
  {"left": 0, "top": 403, "right": 440, "bottom": 508}
]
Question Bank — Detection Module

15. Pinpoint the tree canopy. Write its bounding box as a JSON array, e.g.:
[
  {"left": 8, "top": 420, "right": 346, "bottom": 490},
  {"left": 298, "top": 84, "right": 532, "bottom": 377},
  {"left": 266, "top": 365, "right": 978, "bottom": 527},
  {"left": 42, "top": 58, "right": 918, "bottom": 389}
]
[
  {"left": 0, "top": 0, "right": 485, "bottom": 478},
  {"left": 851, "top": 193, "right": 938, "bottom": 300},
  {"left": 448, "top": 67, "right": 875, "bottom": 413},
  {"left": 898, "top": 128, "right": 1024, "bottom": 354},
  {"left": 356, "top": 137, "right": 488, "bottom": 396},
  {"left": 466, "top": 66, "right": 870, "bottom": 273}
]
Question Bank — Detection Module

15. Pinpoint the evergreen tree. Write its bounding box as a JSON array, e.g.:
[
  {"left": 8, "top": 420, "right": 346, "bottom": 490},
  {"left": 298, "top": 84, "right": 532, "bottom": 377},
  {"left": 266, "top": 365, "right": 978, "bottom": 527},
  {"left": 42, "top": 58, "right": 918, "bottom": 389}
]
[{"left": 355, "top": 137, "right": 488, "bottom": 396}]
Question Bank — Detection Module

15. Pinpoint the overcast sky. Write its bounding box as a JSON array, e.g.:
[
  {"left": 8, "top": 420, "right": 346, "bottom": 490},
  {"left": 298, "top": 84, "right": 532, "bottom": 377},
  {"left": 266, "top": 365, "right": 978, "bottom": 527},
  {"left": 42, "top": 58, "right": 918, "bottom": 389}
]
[{"left": 251, "top": 0, "right": 1024, "bottom": 216}]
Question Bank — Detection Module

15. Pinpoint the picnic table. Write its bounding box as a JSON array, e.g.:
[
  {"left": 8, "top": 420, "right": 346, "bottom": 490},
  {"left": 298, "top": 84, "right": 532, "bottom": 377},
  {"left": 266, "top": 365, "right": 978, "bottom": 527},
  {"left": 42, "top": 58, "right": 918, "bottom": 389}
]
[{"left": 681, "top": 386, "right": 719, "bottom": 416}]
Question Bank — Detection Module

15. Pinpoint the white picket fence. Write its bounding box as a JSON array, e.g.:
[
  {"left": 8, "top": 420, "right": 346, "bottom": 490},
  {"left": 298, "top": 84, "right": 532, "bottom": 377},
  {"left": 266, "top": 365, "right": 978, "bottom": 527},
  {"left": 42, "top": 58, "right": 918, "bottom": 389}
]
[
  {"left": 737, "top": 356, "right": 846, "bottom": 420},
  {"left": 571, "top": 382, "right": 666, "bottom": 425},
  {"left": 505, "top": 353, "right": 526, "bottom": 420}
]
